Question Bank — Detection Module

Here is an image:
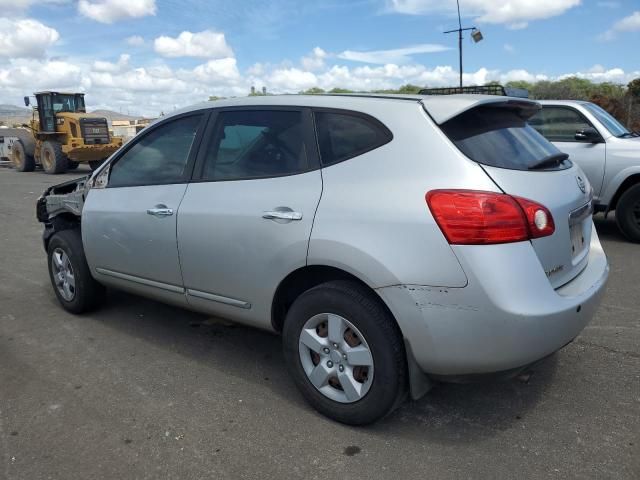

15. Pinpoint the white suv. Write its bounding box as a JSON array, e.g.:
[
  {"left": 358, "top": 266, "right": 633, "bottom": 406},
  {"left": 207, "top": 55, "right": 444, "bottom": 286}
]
[{"left": 530, "top": 100, "right": 640, "bottom": 241}]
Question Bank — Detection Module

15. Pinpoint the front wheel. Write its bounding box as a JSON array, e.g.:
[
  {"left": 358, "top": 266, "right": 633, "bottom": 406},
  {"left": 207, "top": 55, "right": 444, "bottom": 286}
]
[
  {"left": 615, "top": 184, "right": 640, "bottom": 243},
  {"left": 47, "top": 229, "right": 106, "bottom": 314},
  {"left": 41, "top": 141, "right": 68, "bottom": 174},
  {"left": 282, "top": 280, "right": 407, "bottom": 425}
]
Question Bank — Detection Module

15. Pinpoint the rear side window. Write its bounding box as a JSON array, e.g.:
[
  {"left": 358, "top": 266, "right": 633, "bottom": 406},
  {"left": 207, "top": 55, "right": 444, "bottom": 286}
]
[
  {"left": 202, "top": 110, "right": 308, "bottom": 180},
  {"left": 528, "top": 107, "right": 593, "bottom": 142},
  {"left": 314, "top": 111, "right": 392, "bottom": 166},
  {"left": 441, "top": 107, "right": 567, "bottom": 171}
]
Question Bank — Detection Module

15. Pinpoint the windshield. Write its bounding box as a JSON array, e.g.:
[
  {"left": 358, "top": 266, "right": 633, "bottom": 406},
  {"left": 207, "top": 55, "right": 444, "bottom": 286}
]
[
  {"left": 441, "top": 106, "right": 571, "bottom": 171},
  {"left": 51, "top": 94, "right": 86, "bottom": 113},
  {"left": 582, "top": 102, "right": 630, "bottom": 137}
]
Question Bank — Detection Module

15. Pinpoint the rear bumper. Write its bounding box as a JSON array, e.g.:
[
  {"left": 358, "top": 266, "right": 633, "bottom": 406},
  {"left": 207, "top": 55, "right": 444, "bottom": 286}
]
[{"left": 377, "top": 226, "right": 609, "bottom": 376}]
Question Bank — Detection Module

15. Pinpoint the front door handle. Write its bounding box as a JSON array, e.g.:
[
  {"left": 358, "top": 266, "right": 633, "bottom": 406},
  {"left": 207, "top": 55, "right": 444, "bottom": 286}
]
[
  {"left": 262, "top": 210, "right": 303, "bottom": 221},
  {"left": 147, "top": 206, "right": 174, "bottom": 217}
]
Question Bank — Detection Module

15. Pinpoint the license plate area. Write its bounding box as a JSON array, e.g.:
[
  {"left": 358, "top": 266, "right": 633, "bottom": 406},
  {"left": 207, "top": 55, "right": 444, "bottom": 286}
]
[
  {"left": 570, "top": 222, "right": 588, "bottom": 260},
  {"left": 569, "top": 200, "right": 593, "bottom": 264}
]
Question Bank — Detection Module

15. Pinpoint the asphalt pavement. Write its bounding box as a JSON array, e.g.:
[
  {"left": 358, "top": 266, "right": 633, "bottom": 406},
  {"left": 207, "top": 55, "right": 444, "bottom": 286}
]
[{"left": 0, "top": 166, "right": 638, "bottom": 479}]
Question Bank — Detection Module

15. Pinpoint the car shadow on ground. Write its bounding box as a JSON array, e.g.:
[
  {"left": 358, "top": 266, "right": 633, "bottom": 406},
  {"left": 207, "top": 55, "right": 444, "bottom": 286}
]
[{"left": 70, "top": 288, "right": 559, "bottom": 443}]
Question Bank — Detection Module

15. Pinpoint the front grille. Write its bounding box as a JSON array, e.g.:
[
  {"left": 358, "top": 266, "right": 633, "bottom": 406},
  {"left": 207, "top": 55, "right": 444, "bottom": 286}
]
[{"left": 80, "top": 118, "right": 110, "bottom": 145}]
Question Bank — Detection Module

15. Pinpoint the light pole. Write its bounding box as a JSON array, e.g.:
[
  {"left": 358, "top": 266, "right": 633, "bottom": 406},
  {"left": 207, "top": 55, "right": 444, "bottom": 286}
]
[{"left": 444, "top": 0, "right": 483, "bottom": 88}]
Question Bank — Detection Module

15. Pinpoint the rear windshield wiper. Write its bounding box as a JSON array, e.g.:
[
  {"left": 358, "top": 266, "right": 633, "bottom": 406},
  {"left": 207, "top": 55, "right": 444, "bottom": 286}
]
[{"left": 528, "top": 153, "right": 570, "bottom": 170}]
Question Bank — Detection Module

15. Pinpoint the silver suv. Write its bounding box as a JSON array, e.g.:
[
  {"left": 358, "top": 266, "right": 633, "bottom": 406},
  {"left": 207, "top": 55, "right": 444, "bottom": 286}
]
[
  {"left": 530, "top": 100, "right": 640, "bottom": 242},
  {"left": 37, "top": 94, "right": 609, "bottom": 424}
]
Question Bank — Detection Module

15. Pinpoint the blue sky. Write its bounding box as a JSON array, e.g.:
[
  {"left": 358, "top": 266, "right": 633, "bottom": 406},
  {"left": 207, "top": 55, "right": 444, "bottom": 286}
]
[{"left": 1, "top": 0, "right": 638, "bottom": 116}]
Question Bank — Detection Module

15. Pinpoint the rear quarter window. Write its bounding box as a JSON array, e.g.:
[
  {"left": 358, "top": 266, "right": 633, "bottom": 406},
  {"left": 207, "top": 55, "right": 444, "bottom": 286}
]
[
  {"left": 314, "top": 110, "right": 392, "bottom": 166},
  {"left": 441, "top": 106, "right": 568, "bottom": 171}
]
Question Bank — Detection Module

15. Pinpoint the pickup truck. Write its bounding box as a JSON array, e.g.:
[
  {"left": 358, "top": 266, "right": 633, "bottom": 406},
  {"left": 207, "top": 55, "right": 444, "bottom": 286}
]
[{"left": 529, "top": 100, "right": 640, "bottom": 242}]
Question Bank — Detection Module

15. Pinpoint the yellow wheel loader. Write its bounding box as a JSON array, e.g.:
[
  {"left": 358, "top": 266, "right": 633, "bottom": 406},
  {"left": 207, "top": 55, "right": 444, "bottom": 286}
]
[{"left": 10, "top": 92, "right": 123, "bottom": 174}]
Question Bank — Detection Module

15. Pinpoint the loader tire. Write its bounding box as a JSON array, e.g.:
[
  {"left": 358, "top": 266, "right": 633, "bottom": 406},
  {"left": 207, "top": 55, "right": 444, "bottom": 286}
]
[
  {"left": 12, "top": 140, "right": 35, "bottom": 172},
  {"left": 41, "top": 141, "right": 68, "bottom": 174}
]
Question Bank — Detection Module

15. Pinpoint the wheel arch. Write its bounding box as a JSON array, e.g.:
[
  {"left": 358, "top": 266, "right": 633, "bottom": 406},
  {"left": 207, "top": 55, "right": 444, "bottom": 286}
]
[
  {"left": 43, "top": 213, "right": 81, "bottom": 252},
  {"left": 271, "top": 264, "right": 433, "bottom": 400},
  {"left": 607, "top": 173, "right": 640, "bottom": 213},
  {"left": 271, "top": 264, "right": 396, "bottom": 333}
]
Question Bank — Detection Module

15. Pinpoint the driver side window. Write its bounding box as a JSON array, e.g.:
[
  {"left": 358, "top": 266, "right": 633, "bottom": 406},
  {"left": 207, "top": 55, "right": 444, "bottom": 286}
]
[
  {"left": 108, "top": 114, "right": 203, "bottom": 188},
  {"left": 202, "top": 110, "right": 308, "bottom": 181}
]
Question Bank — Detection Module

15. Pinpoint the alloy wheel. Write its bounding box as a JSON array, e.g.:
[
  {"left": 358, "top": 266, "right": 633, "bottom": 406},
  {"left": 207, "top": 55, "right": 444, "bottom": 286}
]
[
  {"left": 298, "top": 313, "right": 374, "bottom": 403},
  {"left": 51, "top": 248, "right": 76, "bottom": 301}
]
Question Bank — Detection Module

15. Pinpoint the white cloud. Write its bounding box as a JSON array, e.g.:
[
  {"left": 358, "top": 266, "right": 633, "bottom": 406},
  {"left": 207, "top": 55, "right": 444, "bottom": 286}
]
[
  {"left": 92, "top": 54, "right": 130, "bottom": 73},
  {"left": 0, "top": 59, "right": 83, "bottom": 91},
  {"left": 189, "top": 58, "right": 241, "bottom": 83},
  {"left": 599, "top": 11, "right": 640, "bottom": 41},
  {"left": 503, "top": 43, "right": 515, "bottom": 53},
  {"left": 126, "top": 35, "right": 145, "bottom": 47},
  {"left": 78, "top": 0, "right": 156, "bottom": 24},
  {"left": 0, "top": 18, "right": 59, "bottom": 59},
  {"left": 267, "top": 68, "right": 318, "bottom": 91},
  {"left": 388, "top": 0, "right": 581, "bottom": 29},
  {"left": 154, "top": 30, "right": 233, "bottom": 58},
  {"left": 337, "top": 44, "right": 451, "bottom": 65},
  {"left": 301, "top": 47, "right": 327, "bottom": 71},
  {"left": 1, "top": 39, "right": 639, "bottom": 118}
]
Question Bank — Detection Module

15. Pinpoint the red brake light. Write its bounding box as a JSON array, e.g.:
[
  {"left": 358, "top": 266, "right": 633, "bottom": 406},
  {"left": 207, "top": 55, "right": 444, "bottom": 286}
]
[{"left": 426, "top": 190, "right": 555, "bottom": 245}]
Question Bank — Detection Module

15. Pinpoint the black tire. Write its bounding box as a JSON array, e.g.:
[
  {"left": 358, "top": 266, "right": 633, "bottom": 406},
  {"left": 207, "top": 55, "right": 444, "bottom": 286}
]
[
  {"left": 41, "top": 141, "right": 68, "bottom": 174},
  {"left": 66, "top": 161, "right": 79, "bottom": 170},
  {"left": 616, "top": 184, "right": 640, "bottom": 243},
  {"left": 11, "top": 139, "right": 35, "bottom": 172},
  {"left": 47, "top": 229, "right": 106, "bottom": 314},
  {"left": 89, "top": 160, "right": 105, "bottom": 171},
  {"left": 282, "top": 280, "right": 407, "bottom": 425}
]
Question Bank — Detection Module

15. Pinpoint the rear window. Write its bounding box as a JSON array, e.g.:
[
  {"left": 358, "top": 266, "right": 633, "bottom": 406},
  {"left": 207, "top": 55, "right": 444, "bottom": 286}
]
[
  {"left": 314, "top": 111, "right": 392, "bottom": 166},
  {"left": 441, "top": 106, "right": 569, "bottom": 171}
]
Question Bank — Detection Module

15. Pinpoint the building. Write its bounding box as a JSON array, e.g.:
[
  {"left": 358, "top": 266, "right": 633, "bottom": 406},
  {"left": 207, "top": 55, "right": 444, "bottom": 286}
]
[{"left": 111, "top": 118, "right": 154, "bottom": 142}]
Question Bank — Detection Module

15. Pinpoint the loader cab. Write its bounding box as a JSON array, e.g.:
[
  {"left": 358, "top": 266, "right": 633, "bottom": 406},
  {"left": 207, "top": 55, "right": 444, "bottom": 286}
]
[{"left": 34, "top": 92, "right": 87, "bottom": 133}]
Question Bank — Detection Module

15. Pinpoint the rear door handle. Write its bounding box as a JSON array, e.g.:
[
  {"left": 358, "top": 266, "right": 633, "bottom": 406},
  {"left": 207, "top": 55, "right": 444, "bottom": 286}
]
[
  {"left": 147, "top": 206, "right": 174, "bottom": 217},
  {"left": 262, "top": 210, "right": 303, "bottom": 221}
]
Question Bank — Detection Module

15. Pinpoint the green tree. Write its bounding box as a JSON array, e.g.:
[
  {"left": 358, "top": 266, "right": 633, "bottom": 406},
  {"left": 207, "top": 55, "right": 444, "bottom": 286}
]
[
  {"left": 328, "top": 87, "right": 355, "bottom": 94},
  {"left": 300, "top": 87, "right": 326, "bottom": 94},
  {"left": 628, "top": 78, "right": 640, "bottom": 99}
]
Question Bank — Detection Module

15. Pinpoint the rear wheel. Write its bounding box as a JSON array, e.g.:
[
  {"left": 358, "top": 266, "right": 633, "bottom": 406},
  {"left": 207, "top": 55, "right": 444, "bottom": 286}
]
[
  {"left": 41, "top": 141, "right": 68, "bottom": 174},
  {"left": 282, "top": 280, "right": 406, "bottom": 425},
  {"left": 47, "top": 229, "right": 106, "bottom": 314},
  {"left": 616, "top": 184, "right": 640, "bottom": 243},
  {"left": 11, "top": 140, "right": 35, "bottom": 172}
]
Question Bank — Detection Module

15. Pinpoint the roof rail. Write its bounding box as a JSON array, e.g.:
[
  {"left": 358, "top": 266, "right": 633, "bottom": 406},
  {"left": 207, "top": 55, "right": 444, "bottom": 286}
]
[{"left": 418, "top": 85, "right": 529, "bottom": 98}]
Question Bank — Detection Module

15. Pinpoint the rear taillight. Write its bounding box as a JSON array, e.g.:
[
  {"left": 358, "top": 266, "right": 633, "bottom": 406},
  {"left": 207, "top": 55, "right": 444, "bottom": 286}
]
[{"left": 426, "top": 190, "right": 555, "bottom": 245}]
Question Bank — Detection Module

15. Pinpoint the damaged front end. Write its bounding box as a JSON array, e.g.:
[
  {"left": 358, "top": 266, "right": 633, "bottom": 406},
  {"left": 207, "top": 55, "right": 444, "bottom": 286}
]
[{"left": 36, "top": 175, "right": 91, "bottom": 250}]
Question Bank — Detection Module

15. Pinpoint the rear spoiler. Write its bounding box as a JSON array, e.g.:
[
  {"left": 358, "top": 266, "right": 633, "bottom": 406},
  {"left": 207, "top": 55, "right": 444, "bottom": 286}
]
[{"left": 421, "top": 96, "right": 541, "bottom": 125}]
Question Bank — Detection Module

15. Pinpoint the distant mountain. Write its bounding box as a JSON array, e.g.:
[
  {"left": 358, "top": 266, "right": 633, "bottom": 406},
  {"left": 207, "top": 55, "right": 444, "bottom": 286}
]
[
  {"left": 0, "top": 105, "right": 146, "bottom": 127},
  {"left": 0, "top": 104, "right": 30, "bottom": 115},
  {"left": 90, "top": 110, "right": 144, "bottom": 122}
]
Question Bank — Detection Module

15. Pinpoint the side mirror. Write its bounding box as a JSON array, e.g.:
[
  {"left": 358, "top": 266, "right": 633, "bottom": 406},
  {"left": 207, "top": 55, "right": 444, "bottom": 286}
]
[
  {"left": 575, "top": 127, "right": 602, "bottom": 143},
  {"left": 23, "top": 96, "right": 30, "bottom": 107}
]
